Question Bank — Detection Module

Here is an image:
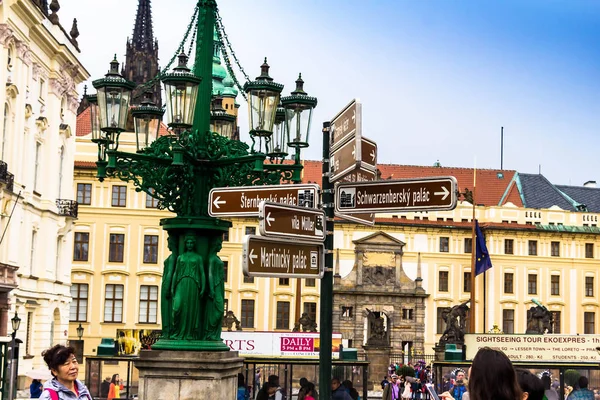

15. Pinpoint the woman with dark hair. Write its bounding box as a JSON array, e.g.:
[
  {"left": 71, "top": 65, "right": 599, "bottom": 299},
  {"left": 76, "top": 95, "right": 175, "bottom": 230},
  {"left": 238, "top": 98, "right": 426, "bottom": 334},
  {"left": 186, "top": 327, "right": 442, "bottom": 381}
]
[
  {"left": 342, "top": 380, "right": 359, "bottom": 400},
  {"left": 107, "top": 373, "right": 123, "bottom": 400},
  {"left": 256, "top": 382, "right": 279, "bottom": 400},
  {"left": 38, "top": 344, "right": 91, "bottom": 400},
  {"left": 441, "top": 347, "right": 522, "bottom": 400}
]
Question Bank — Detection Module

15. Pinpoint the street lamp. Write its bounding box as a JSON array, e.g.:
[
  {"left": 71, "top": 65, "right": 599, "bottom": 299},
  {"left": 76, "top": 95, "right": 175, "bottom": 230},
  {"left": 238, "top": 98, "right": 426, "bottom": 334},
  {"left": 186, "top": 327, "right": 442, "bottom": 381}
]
[
  {"left": 90, "top": 1, "right": 315, "bottom": 352},
  {"left": 131, "top": 92, "right": 165, "bottom": 152},
  {"left": 76, "top": 323, "right": 84, "bottom": 340},
  {"left": 7, "top": 311, "right": 20, "bottom": 400}
]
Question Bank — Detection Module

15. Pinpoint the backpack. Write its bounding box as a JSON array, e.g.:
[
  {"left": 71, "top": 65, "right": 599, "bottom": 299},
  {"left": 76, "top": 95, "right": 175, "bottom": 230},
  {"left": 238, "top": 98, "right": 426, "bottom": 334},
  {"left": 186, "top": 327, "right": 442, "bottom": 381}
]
[
  {"left": 451, "top": 385, "right": 467, "bottom": 400},
  {"left": 44, "top": 388, "right": 91, "bottom": 400}
]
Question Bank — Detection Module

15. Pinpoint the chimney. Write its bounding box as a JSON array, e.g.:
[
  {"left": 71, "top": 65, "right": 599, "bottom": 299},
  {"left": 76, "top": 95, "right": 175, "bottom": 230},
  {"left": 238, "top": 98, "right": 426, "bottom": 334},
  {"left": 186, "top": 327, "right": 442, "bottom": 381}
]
[{"left": 584, "top": 181, "right": 597, "bottom": 188}]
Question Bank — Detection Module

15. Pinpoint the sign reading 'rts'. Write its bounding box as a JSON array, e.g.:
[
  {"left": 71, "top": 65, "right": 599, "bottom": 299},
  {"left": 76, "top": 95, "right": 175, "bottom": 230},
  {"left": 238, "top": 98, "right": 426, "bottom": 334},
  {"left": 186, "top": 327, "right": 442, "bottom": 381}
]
[
  {"left": 208, "top": 184, "right": 319, "bottom": 217},
  {"left": 330, "top": 99, "right": 361, "bottom": 151},
  {"left": 259, "top": 201, "right": 325, "bottom": 242},
  {"left": 242, "top": 235, "right": 324, "bottom": 279},
  {"left": 335, "top": 177, "right": 458, "bottom": 214}
]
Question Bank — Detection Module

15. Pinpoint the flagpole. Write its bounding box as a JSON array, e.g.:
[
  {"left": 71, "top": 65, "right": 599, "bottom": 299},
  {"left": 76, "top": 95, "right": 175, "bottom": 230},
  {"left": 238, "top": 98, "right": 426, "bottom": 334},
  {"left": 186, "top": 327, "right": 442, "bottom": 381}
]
[{"left": 469, "top": 166, "right": 477, "bottom": 333}]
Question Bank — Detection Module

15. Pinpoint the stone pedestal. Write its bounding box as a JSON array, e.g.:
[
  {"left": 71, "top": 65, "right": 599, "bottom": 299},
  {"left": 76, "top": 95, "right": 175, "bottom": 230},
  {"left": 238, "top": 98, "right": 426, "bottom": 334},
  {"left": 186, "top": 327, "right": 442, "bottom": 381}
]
[
  {"left": 135, "top": 350, "right": 243, "bottom": 400},
  {"left": 363, "top": 345, "right": 391, "bottom": 390}
]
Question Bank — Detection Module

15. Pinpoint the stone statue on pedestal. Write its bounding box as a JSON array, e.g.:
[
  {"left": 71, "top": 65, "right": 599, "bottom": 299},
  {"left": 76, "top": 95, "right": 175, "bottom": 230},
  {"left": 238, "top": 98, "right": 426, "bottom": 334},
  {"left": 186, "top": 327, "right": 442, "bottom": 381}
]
[
  {"left": 222, "top": 311, "right": 242, "bottom": 332},
  {"left": 526, "top": 301, "right": 553, "bottom": 334},
  {"left": 170, "top": 235, "right": 204, "bottom": 340},
  {"left": 205, "top": 236, "right": 226, "bottom": 340},
  {"left": 292, "top": 312, "right": 318, "bottom": 332},
  {"left": 438, "top": 300, "right": 470, "bottom": 346},
  {"left": 365, "top": 308, "right": 388, "bottom": 346}
]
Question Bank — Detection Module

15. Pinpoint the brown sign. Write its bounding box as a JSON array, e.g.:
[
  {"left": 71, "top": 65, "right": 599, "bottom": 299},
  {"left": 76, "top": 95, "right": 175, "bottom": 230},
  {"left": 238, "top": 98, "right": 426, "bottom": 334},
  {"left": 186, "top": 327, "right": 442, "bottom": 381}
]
[
  {"left": 259, "top": 202, "right": 325, "bottom": 241},
  {"left": 335, "top": 177, "right": 458, "bottom": 214},
  {"left": 330, "top": 99, "right": 361, "bottom": 151},
  {"left": 242, "top": 235, "right": 324, "bottom": 278},
  {"left": 334, "top": 165, "right": 376, "bottom": 226},
  {"left": 208, "top": 184, "right": 319, "bottom": 217},
  {"left": 330, "top": 136, "right": 377, "bottom": 183},
  {"left": 360, "top": 137, "right": 377, "bottom": 170}
]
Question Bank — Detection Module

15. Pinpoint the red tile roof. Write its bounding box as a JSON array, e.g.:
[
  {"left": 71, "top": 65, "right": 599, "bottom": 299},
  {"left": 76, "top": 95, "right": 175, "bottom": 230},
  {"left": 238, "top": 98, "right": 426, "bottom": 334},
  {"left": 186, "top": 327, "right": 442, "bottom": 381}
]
[
  {"left": 75, "top": 160, "right": 96, "bottom": 169},
  {"left": 301, "top": 161, "right": 522, "bottom": 207}
]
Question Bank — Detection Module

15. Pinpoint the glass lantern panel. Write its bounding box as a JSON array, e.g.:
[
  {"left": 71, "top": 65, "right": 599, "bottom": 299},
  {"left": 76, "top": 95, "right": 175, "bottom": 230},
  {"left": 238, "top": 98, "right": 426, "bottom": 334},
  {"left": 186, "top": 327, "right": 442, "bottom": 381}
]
[
  {"left": 165, "top": 84, "right": 199, "bottom": 127},
  {"left": 211, "top": 120, "right": 235, "bottom": 140},
  {"left": 134, "top": 117, "right": 161, "bottom": 151},
  {"left": 286, "top": 106, "right": 313, "bottom": 146},
  {"left": 270, "top": 121, "right": 288, "bottom": 154},
  {"left": 248, "top": 90, "right": 280, "bottom": 135},
  {"left": 100, "top": 87, "right": 129, "bottom": 130},
  {"left": 89, "top": 102, "right": 101, "bottom": 140},
  {"left": 118, "top": 90, "right": 131, "bottom": 130}
]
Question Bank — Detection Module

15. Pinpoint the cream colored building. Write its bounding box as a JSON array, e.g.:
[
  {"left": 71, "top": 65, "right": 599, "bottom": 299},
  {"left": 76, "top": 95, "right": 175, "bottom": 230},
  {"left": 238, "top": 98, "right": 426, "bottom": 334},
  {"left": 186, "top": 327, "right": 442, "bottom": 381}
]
[{"left": 0, "top": 0, "right": 88, "bottom": 378}]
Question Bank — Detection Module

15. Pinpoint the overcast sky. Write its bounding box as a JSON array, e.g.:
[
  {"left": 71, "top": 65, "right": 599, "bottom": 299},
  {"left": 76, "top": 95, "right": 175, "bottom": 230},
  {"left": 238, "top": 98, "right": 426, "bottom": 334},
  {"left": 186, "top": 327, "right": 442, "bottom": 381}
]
[{"left": 58, "top": 0, "right": 599, "bottom": 186}]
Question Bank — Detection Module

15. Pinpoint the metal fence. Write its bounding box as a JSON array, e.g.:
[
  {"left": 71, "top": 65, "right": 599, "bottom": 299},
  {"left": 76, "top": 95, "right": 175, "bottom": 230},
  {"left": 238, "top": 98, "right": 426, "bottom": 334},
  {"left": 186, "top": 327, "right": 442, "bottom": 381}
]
[{"left": 390, "top": 352, "right": 437, "bottom": 367}]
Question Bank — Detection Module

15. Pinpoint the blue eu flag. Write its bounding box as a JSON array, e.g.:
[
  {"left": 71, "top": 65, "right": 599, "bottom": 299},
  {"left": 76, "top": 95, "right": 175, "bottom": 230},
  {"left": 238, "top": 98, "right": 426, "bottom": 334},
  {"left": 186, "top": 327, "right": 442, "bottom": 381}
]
[{"left": 475, "top": 220, "right": 492, "bottom": 276}]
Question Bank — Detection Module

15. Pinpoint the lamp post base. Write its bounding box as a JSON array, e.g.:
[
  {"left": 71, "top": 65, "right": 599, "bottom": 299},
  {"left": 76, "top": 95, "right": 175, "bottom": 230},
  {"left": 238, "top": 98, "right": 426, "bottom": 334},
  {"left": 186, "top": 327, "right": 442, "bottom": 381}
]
[
  {"left": 151, "top": 339, "right": 230, "bottom": 351},
  {"left": 135, "top": 349, "right": 243, "bottom": 400}
]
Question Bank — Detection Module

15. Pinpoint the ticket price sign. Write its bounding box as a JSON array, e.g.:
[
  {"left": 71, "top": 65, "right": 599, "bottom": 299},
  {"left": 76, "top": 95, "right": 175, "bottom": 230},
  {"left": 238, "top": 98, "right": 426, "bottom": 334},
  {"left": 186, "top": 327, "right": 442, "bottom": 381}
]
[{"left": 242, "top": 235, "right": 324, "bottom": 279}]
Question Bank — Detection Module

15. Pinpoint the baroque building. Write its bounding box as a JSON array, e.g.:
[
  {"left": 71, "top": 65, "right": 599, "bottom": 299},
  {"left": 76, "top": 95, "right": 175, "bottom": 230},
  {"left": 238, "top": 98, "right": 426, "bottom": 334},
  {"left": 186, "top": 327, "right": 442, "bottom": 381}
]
[{"left": 0, "top": 0, "right": 88, "bottom": 379}]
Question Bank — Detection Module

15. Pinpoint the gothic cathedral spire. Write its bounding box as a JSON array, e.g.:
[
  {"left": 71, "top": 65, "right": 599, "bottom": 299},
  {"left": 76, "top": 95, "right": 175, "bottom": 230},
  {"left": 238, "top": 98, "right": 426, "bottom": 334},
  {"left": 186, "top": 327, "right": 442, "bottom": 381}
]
[{"left": 124, "top": 0, "right": 161, "bottom": 106}]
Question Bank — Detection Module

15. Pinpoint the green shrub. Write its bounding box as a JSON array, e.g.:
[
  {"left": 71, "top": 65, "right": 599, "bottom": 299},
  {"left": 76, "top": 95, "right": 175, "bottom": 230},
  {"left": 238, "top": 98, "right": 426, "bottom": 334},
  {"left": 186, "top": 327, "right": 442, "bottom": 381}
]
[
  {"left": 399, "top": 365, "right": 415, "bottom": 379},
  {"left": 564, "top": 369, "right": 580, "bottom": 387}
]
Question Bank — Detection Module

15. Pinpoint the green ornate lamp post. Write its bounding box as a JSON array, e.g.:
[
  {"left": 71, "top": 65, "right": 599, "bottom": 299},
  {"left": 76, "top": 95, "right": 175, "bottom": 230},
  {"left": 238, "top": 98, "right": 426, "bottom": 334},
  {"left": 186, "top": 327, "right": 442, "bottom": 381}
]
[{"left": 89, "top": 0, "right": 316, "bottom": 351}]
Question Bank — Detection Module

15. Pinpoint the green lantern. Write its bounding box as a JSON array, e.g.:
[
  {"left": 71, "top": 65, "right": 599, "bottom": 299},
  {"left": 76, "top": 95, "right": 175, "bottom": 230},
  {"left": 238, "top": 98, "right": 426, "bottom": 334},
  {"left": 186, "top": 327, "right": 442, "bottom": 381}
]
[
  {"left": 131, "top": 92, "right": 165, "bottom": 152},
  {"left": 92, "top": 56, "right": 136, "bottom": 134},
  {"left": 161, "top": 53, "right": 201, "bottom": 132},
  {"left": 210, "top": 96, "right": 236, "bottom": 139},
  {"left": 243, "top": 58, "right": 283, "bottom": 139},
  {"left": 281, "top": 73, "right": 317, "bottom": 149}
]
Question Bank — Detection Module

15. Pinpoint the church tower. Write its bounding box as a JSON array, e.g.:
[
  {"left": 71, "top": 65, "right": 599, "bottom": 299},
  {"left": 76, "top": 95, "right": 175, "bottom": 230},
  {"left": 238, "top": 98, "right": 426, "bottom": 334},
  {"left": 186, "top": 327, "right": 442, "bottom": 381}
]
[{"left": 124, "top": 0, "right": 161, "bottom": 106}]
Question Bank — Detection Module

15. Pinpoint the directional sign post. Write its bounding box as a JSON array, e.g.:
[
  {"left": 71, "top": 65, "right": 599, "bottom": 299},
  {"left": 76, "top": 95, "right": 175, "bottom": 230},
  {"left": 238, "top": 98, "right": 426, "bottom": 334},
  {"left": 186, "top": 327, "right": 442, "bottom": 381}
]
[
  {"left": 335, "top": 176, "right": 458, "bottom": 214},
  {"left": 330, "top": 136, "right": 377, "bottom": 183},
  {"left": 330, "top": 99, "right": 361, "bottom": 151},
  {"left": 208, "top": 184, "right": 320, "bottom": 217},
  {"left": 259, "top": 201, "right": 325, "bottom": 242},
  {"left": 242, "top": 235, "right": 324, "bottom": 279}
]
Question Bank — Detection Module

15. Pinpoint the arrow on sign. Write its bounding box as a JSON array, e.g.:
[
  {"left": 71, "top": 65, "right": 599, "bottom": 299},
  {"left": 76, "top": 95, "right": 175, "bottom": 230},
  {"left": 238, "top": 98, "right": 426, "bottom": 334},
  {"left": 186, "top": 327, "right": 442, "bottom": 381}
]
[
  {"left": 213, "top": 196, "right": 226, "bottom": 209},
  {"left": 352, "top": 145, "right": 356, "bottom": 157},
  {"left": 434, "top": 186, "right": 450, "bottom": 200},
  {"left": 248, "top": 248, "right": 258, "bottom": 264},
  {"left": 352, "top": 110, "right": 355, "bottom": 124},
  {"left": 370, "top": 150, "right": 376, "bottom": 161},
  {"left": 265, "top": 212, "right": 275, "bottom": 227}
]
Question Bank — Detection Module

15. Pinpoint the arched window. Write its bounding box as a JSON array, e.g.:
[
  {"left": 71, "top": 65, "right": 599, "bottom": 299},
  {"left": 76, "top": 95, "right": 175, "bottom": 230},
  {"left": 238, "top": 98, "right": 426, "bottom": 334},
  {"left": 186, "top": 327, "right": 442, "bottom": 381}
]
[
  {"left": 2, "top": 103, "right": 8, "bottom": 161},
  {"left": 57, "top": 146, "right": 65, "bottom": 197}
]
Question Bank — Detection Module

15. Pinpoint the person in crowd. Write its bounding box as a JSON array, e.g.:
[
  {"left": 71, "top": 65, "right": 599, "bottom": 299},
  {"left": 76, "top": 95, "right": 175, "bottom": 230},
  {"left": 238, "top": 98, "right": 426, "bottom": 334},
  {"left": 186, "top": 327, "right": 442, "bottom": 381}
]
[
  {"left": 440, "top": 347, "right": 522, "bottom": 400},
  {"left": 256, "top": 382, "right": 279, "bottom": 400},
  {"left": 100, "top": 377, "right": 111, "bottom": 399},
  {"left": 515, "top": 369, "right": 544, "bottom": 400},
  {"left": 448, "top": 370, "right": 468, "bottom": 400},
  {"left": 30, "top": 379, "right": 43, "bottom": 398},
  {"left": 383, "top": 374, "right": 400, "bottom": 400},
  {"left": 238, "top": 373, "right": 250, "bottom": 400},
  {"left": 342, "top": 380, "right": 359, "bottom": 400},
  {"left": 332, "top": 377, "right": 352, "bottom": 400},
  {"left": 107, "top": 374, "right": 123, "bottom": 400},
  {"left": 302, "top": 382, "right": 316, "bottom": 400},
  {"left": 567, "top": 376, "right": 595, "bottom": 400},
  {"left": 382, "top": 375, "right": 390, "bottom": 390},
  {"left": 541, "top": 375, "right": 558, "bottom": 400},
  {"left": 38, "top": 344, "right": 91, "bottom": 400},
  {"left": 410, "top": 378, "right": 422, "bottom": 400}
]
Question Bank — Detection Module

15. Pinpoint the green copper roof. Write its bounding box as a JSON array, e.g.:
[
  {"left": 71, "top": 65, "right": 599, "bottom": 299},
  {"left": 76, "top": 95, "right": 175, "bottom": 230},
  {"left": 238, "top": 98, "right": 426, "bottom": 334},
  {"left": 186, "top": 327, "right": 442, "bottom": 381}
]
[
  {"left": 212, "top": 28, "right": 229, "bottom": 97},
  {"left": 536, "top": 224, "right": 600, "bottom": 234}
]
